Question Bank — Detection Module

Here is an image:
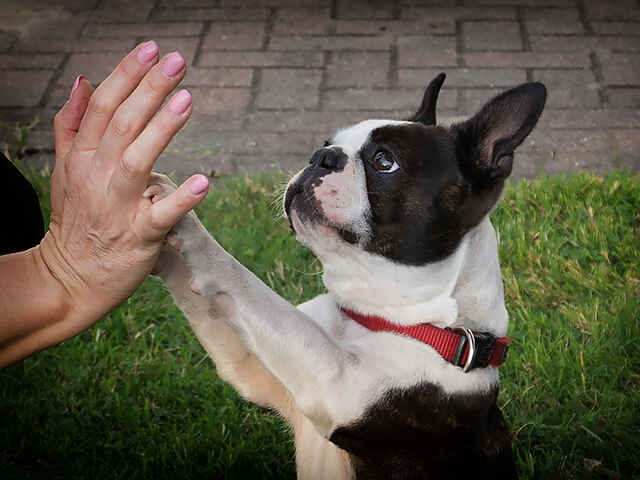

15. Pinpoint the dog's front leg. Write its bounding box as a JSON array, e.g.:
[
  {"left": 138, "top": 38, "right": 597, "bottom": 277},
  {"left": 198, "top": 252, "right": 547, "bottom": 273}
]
[
  {"left": 148, "top": 174, "right": 294, "bottom": 416},
  {"left": 155, "top": 241, "right": 299, "bottom": 414},
  {"left": 148, "top": 175, "right": 350, "bottom": 434},
  {"left": 170, "top": 213, "right": 349, "bottom": 434}
]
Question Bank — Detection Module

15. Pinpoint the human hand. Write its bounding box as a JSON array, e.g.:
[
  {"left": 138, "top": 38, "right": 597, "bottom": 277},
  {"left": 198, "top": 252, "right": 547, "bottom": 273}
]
[{"left": 40, "top": 41, "right": 209, "bottom": 329}]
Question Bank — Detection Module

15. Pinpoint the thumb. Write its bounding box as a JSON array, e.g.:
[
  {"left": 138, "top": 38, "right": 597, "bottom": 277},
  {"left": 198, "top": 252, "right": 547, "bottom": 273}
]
[
  {"left": 53, "top": 75, "right": 93, "bottom": 159},
  {"left": 146, "top": 174, "right": 210, "bottom": 239}
]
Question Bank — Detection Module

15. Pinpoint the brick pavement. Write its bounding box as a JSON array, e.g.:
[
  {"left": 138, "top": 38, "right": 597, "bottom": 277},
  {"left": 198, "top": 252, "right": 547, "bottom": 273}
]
[{"left": 0, "top": 0, "right": 638, "bottom": 180}]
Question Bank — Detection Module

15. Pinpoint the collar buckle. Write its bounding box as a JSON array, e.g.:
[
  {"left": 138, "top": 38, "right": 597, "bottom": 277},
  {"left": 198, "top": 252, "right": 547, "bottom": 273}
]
[
  {"left": 452, "top": 327, "right": 476, "bottom": 373},
  {"left": 452, "top": 328, "right": 501, "bottom": 372}
]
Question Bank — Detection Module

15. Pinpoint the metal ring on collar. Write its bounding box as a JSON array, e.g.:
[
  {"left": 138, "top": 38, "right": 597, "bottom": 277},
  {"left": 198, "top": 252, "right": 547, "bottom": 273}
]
[{"left": 460, "top": 327, "right": 476, "bottom": 373}]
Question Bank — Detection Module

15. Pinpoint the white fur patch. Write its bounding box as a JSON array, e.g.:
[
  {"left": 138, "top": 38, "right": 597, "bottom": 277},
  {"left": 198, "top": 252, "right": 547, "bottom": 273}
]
[
  {"left": 311, "top": 157, "right": 371, "bottom": 240},
  {"left": 313, "top": 216, "right": 508, "bottom": 335},
  {"left": 332, "top": 119, "right": 411, "bottom": 156}
]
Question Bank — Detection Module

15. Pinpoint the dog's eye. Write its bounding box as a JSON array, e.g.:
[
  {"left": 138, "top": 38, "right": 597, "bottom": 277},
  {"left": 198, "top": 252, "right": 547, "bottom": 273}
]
[
  {"left": 372, "top": 151, "right": 399, "bottom": 173},
  {"left": 323, "top": 139, "right": 331, "bottom": 147}
]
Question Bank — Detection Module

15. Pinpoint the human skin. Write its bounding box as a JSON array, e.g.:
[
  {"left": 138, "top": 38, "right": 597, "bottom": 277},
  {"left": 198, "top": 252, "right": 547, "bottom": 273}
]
[{"left": 0, "top": 41, "right": 209, "bottom": 368}]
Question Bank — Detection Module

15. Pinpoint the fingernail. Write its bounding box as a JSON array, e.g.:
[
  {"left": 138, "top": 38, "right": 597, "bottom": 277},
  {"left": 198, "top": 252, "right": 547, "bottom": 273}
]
[
  {"left": 169, "top": 89, "right": 191, "bottom": 115},
  {"left": 69, "top": 75, "right": 84, "bottom": 99},
  {"left": 190, "top": 175, "right": 209, "bottom": 195},
  {"left": 162, "top": 51, "right": 185, "bottom": 77},
  {"left": 137, "top": 40, "right": 158, "bottom": 64}
]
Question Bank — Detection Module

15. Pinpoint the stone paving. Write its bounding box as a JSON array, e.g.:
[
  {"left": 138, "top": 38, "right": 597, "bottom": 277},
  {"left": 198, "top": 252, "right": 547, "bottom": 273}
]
[{"left": 0, "top": 0, "right": 639, "bottom": 181}]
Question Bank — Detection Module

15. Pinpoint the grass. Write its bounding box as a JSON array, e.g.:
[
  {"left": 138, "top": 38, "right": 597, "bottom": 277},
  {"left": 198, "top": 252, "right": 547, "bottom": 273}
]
[
  {"left": 1, "top": 118, "right": 40, "bottom": 163},
  {"left": 0, "top": 156, "right": 638, "bottom": 479}
]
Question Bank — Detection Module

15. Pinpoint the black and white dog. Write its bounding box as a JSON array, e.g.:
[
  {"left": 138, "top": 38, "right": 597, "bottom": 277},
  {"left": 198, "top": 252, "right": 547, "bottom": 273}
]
[{"left": 148, "top": 73, "right": 546, "bottom": 479}]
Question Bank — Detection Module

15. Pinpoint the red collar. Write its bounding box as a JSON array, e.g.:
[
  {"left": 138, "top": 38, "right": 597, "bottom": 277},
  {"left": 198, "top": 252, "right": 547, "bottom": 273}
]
[{"left": 340, "top": 307, "right": 510, "bottom": 373}]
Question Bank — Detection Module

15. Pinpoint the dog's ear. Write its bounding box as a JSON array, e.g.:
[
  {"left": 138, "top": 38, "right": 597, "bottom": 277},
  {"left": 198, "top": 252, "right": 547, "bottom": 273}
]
[
  {"left": 407, "top": 73, "right": 446, "bottom": 125},
  {"left": 453, "top": 82, "right": 547, "bottom": 184}
]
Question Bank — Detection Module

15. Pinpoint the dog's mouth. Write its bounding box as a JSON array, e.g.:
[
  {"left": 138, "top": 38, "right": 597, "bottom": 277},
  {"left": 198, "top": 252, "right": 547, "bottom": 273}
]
[
  {"left": 283, "top": 181, "right": 303, "bottom": 220},
  {"left": 284, "top": 183, "right": 359, "bottom": 245},
  {"left": 285, "top": 185, "right": 328, "bottom": 231}
]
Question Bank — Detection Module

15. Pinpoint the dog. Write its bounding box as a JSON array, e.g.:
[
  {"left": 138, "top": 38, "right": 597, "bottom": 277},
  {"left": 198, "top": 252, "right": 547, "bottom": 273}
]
[{"left": 147, "top": 73, "right": 546, "bottom": 479}]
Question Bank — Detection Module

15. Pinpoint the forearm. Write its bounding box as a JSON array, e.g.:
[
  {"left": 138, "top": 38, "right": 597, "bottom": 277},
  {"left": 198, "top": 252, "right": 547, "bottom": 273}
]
[{"left": 0, "top": 243, "right": 79, "bottom": 368}]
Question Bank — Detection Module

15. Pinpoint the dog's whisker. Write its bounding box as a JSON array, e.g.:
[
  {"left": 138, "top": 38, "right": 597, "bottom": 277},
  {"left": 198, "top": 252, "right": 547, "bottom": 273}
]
[
  {"left": 268, "top": 181, "right": 290, "bottom": 221},
  {"left": 286, "top": 257, "right": 323, "bottom": 276},
  {"left": 289, "top": 267, "right": 323, "bottom": 276}
]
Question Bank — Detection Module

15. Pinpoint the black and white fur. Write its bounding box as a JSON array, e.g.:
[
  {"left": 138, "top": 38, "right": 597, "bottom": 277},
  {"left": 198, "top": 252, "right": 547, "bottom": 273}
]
[{"left": 149, "top": 73, "right": 546, "bottom": 479}]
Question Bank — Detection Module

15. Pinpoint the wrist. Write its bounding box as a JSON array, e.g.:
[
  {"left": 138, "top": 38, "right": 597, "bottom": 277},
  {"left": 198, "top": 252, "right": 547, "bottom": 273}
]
[
  {"left": 0, "top": 240, "right": 79, "bottom": 368},
  {"left": 32, "top": 236, "right": 74, "bottom": 323},
  {"left": 36, "top": 232, "right": 103, "bottom": 332}
]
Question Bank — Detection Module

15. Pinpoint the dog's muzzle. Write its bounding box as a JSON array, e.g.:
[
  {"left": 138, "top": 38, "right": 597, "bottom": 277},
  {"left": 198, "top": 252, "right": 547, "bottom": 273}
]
[
  {"left": 284, "top": 181, "right": 303, "bottom": 220},
  {"left": 284, "top": 147, "right": 347, "bottom": 219}
]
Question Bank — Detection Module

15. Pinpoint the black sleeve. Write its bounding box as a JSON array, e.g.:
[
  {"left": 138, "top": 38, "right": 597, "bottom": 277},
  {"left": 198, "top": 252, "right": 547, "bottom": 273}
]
[{"left": 0, "top": 153, "right": 45, "bottom": 255}]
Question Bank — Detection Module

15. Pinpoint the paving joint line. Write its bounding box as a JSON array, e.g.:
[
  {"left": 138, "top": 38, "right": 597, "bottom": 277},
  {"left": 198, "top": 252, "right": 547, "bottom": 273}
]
[
  {"left": 39, "top": 52, "right": 72, "bottom": 109},
  {"left": 454, "top": 20, "right": 464, "bottom": 68},
  {"left": 517, "top": 6, "right": 532, "bottom": 53},
  {"left": 192, "top": 21, "right": 211, "bottom": 68},
  {"left": 246, "top": 67, "right": 263, "bottom": 120},
  {"left": 330, "top": 0, "right": 338, "bottom": 21},
  {"left": 589, "top": 52, "right": 609, "bottom": 107},
  {"left": 6, "top": 31, "right": 18, "bottom": 53},
  {"left": 454, "top": 18, "right": 465, "bottom": 114},
  {"left": 39, "top": 0, "right": 102, "bottom": 110},
  {"left": 387, "top": 42, "right": 398, "bottom": 89},
  {"left": 318, "top": 50, "right": 332, "bottom": 111},
  {"left": 392, "top": 3, "right": 402, "bottom": 21},
  {"left": 147, "top": 0, "right": 163, "bottom": 23},
  {"left": 576, "top": 0, "right": 594, "bottom": 35},
  {"left": 263, "top": 7, "right": 277, "bottom": 51}
]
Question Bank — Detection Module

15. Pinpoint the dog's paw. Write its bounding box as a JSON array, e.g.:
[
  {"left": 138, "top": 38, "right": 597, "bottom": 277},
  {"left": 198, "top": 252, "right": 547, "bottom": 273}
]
[
  {"left": 144, "top": 172, "right": 178, "bottom": 203},
  {"left": 148, "top": 173, "right": 212, "bottom": 283},
  {"left": 145, "top": 173, "right": 194, "bottom": 252},
  {"left": 142, "top": 172, "right": 197, "bottom": 258},
  {"left": 146, "top": 173, "right": 216, "bottom": 284}
]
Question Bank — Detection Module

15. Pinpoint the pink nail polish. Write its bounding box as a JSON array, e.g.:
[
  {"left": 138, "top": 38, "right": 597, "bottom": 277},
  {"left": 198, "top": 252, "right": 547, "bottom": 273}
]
[
  {"left": 190, "top": 175, "right": 209, "bottom": 195},
  {"left": 69, "top": 75, "right": 84, "bottom": 99},
  {"left": 137, "top": 40, "right": 158, "bottom": 64},
  {"left": 168, "top": 89, "right": 192, "bottom": 115},
  {"left": 162, "top": 51, "right": 185, "bottom": 77}
]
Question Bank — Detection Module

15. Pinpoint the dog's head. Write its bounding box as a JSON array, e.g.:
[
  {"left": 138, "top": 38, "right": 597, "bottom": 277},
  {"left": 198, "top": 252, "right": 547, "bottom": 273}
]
[{"left": 284, "top": 74, "right": 546, "bottom": 266}]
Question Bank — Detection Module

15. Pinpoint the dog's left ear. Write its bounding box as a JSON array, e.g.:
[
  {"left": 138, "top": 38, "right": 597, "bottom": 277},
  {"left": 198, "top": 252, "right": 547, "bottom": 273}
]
[
  {"left": 453, "top": 82, "right": 547, "bottom": 184},
  {"left": 408, "top": 73, "right": 446, "bottom": 125}
]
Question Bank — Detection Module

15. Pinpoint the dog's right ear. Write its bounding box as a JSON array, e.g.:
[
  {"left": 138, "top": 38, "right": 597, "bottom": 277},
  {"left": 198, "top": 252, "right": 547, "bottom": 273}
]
[
  {"left": 407, "top": 73, "right": 446, "bottom": 126},
  {"left": 453, "top": 82, "right": 547, "bottom": 185}
]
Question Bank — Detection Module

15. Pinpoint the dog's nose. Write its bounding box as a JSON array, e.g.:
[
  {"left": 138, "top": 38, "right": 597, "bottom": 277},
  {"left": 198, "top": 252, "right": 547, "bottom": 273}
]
[{"left": 309, "top": 148, "right": 346, "bottom": 171}]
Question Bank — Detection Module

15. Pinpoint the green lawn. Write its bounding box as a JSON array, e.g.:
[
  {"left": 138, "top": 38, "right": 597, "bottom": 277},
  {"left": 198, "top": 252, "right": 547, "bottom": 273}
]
[{"left": 1, "top": 165, "right": 638, "bottom": 479}]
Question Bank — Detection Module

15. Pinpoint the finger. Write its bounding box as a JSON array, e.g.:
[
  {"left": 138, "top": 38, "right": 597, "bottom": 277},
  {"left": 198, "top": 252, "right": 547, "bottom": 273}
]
[
  {"left": 112, "top": 89, "right": 192, "bottom": 197},
  {"left": 53, "top": 75, "right": 93, "bottom": 160},
  {"left": 73, "top": 40, "right": 159, "bottom": 152},
  {"left": 143, "top": 174, "right": 209, "bottom": 240},
  {"left": 101, "top": 51, "right": 186, "bottom": 159}
]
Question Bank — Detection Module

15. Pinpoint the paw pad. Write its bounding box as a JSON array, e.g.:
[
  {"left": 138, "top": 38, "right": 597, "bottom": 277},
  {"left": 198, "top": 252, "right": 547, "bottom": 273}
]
[
  {"left": 142, "top": 184, "right": 164, "bottom": 203},
  {"left": 189, "top": 281, "right": 202, "bottom": 295},
  {"left": 167, "top": 234, "right": 183, "bottom": 250}
]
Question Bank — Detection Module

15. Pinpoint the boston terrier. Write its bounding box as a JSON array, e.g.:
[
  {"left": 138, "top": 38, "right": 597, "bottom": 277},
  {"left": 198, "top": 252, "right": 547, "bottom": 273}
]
[{"left": 147, "top": 73, "right": 546, "bottom": 479}]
